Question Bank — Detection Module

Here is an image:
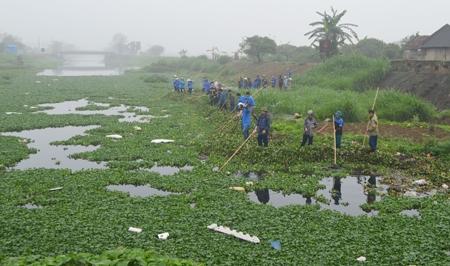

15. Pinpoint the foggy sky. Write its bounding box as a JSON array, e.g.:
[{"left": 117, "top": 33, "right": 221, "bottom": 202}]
[{"left": 2, "top": 0, "right": 449, "bottom": 56}]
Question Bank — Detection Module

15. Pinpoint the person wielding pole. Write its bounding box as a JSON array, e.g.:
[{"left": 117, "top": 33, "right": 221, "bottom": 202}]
[
  {"left": 301, "top": 110, "right": 318, "bottom": 146},
  {"left": 334, "top": 111, "right": 344, "bottom": 148},
  {"left": 366, "top": 110, "right": 379, "bottom": 152},
  {"left": 256, "top": 107, "right": 271, "bottom": 147}
]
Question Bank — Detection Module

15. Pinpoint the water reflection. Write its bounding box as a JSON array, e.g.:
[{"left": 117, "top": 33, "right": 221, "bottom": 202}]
[
  {"left": 255, "top": 188, "right": 270, "bottom": 204},
  {"left": 1, "top": 126, "right": 106, "bottom": 171},
  {"left": 35, "top": 99, "right": 166, "bottom": 122},
  {"left": 37, "top": 54, "right": 136, "bottom": 76},
  {"left": 248, "top": 176, "right": 386, "bottom": 216},
  {"left": 106, "top": 184, "right": 181, "bottom": 197}
]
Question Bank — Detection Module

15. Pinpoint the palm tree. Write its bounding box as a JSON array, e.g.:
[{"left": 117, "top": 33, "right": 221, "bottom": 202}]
[{"left": 304, "top": 7, "right": 358, "bottom": 58}]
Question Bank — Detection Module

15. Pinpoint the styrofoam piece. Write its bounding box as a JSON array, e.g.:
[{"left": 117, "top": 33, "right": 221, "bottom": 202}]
[
  {"left": 5, "top": 112, "right": 22, "bottom": 115},
  {"left": 36, "top": 81, "right": 41, "bottom": 83},
  {"left": 128, "top": 227, "right": 142, "bottom": 233},
  {"left": 133, "top": 126, "right": 142, "bottom": 131},
  {"left": 230, "top": 187, "right": 245, "bottom": 192},
  {"left": 442, "top": 184, "right": 448, "bottom": 190},
  {"left": 207, "top": 223, "right": 260, "bottom": 243},
  {"left": 158, "top": 232, "right": 169, "bottom": 239},
  {"left": 245, "top": 182, "right": 254, "bottom": 185},
  {"left": 356, "top": 256, "right": 366, "bottom": 262},
  {"left": 412, "top": 179, "right": 428, "bottom": 186},
  {"left": 106, "top": 134, "right": 122, "bottom": 139},
  {"left": 151, "top": 139, "right": 174, "bottom": 143},
  {"left": 23, "top": 105, "right": 28, "bottom": 108},
  {"left": 49, "top": 187, "right": 63, "bottom": 191}
]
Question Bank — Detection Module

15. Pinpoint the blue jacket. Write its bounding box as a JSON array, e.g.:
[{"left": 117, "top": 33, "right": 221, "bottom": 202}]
[
  {"left": 202, "top": 79, "right": 206, "bottom": 88},
  {"left": 180, "top": 80, "right": 185, "bottom": 89},
  {"left": 242, "top": 108, "right": 251, "bottom": 127},
  {"left": 255, "top": 77, "right": 261, "bottom": 85},
  {"left": 238, "top": 96, "right": 246, "bottom": 104},
  {"left": 334, "top": 117, "right": 344, "bottom": 135},
  {"left": 245, "top": 96, "right": 255, "bottom": 106},
  {"left": 188, "top": 81, "right": 193, "bottom": 89},
  {"left": 204, "top": 81, "right": 211, "bottom": 93},
  {"left": 287, "top": 71, "right": 291, "bottom": 78},
  {"left": 174, "top": 80, "right": 180, "bottom": 88},
  {"left": 271, "top": 77, "right": 276, "bottom": 85},
  {"left": 257, "top": 114, "right": 271, "bottom": 135},
  {"left": 219, "top": 90, "right": 227, "bottom": 103}
]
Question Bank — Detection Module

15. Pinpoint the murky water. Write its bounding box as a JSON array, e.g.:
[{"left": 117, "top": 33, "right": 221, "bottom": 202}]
[
  {"left": 35, "top": 99, "right": 167, "bottom": 122},
  {"left": 248, "top": 176, "right": 389, "bottom": 216},
  {"left": 106, "top": 184, "right": 181, "bottom": 197},
  {"left": 22, "top": 204, "right": 43, "bottom": 209},
  {"left": 144, "top": 163, "right": 194, "bottom": 176},
  {"left": 2, "top": 126, "right": 106, "bottom": 171},
  {"left": 37, "top": 54, "right": 136, "bottom": 76}
]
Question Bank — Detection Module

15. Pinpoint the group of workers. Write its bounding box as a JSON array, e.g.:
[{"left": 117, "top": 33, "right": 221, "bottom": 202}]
[
  {"left": 172, "top": 70, "right": 379, "bottom": 152},
  {"left": 172, "top": 76, "right": 194, "bottom": 94},
  {"left": 237, "top": 68, "right": 293, "bottom": 91}
]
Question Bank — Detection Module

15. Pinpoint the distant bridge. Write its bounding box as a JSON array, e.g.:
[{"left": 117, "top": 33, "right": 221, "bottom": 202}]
[{"left": 61, "top": 50, "right": 115, "bottom": 55}]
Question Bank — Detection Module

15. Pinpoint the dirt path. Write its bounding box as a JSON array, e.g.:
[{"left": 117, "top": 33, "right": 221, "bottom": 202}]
[
  {"left": 224, "top": 61, "right": 317, "bottom": 81},
  {"left": 317, "top": 122, "right": 450, "bottom": 142}
]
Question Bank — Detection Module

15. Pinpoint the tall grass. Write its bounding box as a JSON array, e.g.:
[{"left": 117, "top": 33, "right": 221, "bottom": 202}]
[
  {"left": 255, "top": 88, "right": 437, "bottom": 122},
  {"left": 295, "top": 54, "right": 391, "bottom": 92},
  {"left": 139, "top": 56, "right": 226, "bottom": 74}
]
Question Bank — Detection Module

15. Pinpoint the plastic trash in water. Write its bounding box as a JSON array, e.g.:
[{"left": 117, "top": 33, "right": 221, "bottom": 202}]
[
  {"left": 442, "top": 184, "right": 449, "bottom": 190},
  {"left": 128, "top": 227, "right": 142, "bottom": 233},
  {"left": 158, "top": 232, "right": 169, "bottom": 239},
  {"left": 151, "top": 139, "right": 174, "bottom": 143},
  {"left": 245, "top": 182, "right": 254, "bottom": 185},
  {"left": 270, "top": 241, "right": 281, "bottom": 250},
  {"left": 230, "top": 187, "right": 245, "bottom": 192},
  {"left": 106, "top": 134, "right": 122, "bottom": 139},
  {"left": 207, "top": 223, "right": 260, "bottom": 243},
  {"left": 133, "top": 126, "right": 141, "bottom": 131},
  {"left": 412, "top": 179, "right": 428, "bottom": 186},
  {"left": 356, "top": 256, "right": 366, "bottom": 262},
  {"left": 49, "top": 187, "right": 63, "bottom": 191}
]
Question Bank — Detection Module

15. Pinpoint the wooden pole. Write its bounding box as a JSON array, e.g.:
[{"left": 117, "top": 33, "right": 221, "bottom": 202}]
[
  {"left": 316, "top": 123, "right": 329, "bottom": 135},
  {"left": 362, "top": 88, "right": 379, "bottom": 148},
  {"left": 218, "top": 127, "right": 257, "bottom": 172},
  {"left": 217, "top": 114, "right": 238, "bottom": 131},
  {"left": 333, "top": 115, "right": 337, "bottom": 165}
]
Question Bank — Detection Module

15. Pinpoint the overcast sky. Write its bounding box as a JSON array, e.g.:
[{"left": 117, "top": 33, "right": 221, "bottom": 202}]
[{"left": 1, "top": 0, "right": 449, "bottom": 56}]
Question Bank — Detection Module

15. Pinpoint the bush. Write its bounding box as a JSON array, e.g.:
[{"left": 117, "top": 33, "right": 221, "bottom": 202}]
[
  {"left": 296, "top": 55, "right": 391, "bottom": 92},
  {"left": 140, "top": 74, "right": 170, "bottom": 83},
  {"left": 217, "top": 55, "right": 232, "bottom": 65}
]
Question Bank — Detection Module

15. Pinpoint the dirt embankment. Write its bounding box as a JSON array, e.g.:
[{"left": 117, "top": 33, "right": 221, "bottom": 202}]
[
  {"left": 224, "top": 61, "right": 317, "bottom": 80},
  {"left": 377, "top": 71, "right": 450, "bottom": 110}
]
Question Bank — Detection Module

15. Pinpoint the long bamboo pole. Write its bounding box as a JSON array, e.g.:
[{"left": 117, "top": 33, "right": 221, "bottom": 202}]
[
  {"left": 333, "top": 115, "right": 337, "bottom": 165},
  {"left": 316, "top": 123, "right": 329, "bottom": 135},
  {"left": 218, "top": 127, "right": 257, "bottom": 172},
  {"left": 362, "top": 88, "right": 380, "bottom": 148}
]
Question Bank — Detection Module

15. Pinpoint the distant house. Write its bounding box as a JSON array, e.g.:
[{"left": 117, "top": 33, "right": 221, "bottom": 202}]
[{"left": 404, "top": 24, "right": 450, "bottom": 61}]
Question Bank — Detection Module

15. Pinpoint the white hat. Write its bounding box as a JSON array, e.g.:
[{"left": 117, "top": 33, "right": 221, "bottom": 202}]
[
  {"left": 187, "top": 79, "right": 191, "bottom": 81},
  {"left": 238, "top": 103, "right": 244, "bottom": 107},
  {"left": 289, "top": 78, "right": 292, "bottom": 80},
  {"left": 307, "top": 110, "right": 313, "bottom": 115}
]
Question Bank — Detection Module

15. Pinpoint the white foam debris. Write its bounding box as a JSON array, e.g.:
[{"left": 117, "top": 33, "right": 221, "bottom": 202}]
[
  {"left": 412, "top": 179, "right": 428, "bottom": 186},
  {"left": 207, "top": 223, "right": 260, "bottom": 243},
  {"left": 442, "top": 184, "right": 449, "bottom": 190},
  {"left": 49, "top": 187, "right": 63, "bottom": 191},
  {"left": 5, "top": 112, "right": 22, "bottom": 115},
  {"left": 133, "top": 126, "right": 142, "bottom": 131},
  {"left": 128, "top": 227, "right": 142, "bottom": 233},
  {"left": 36, "top": 81, "right": 41, "bottom": 84},
  {"left": 151, "top": 139, "right": 174, "bottom": 143},
  {"left": 404, "top": 191, "right": 419, "bottom": 198},
  {"left": 106, "top": 134, "right": 122, "bottom": 139},
  {"left": 157, "top": 232, "right": 169, "bottom": 239},
  {"left": 356, "top": 256, "right": 366, "bottom": 262}
]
